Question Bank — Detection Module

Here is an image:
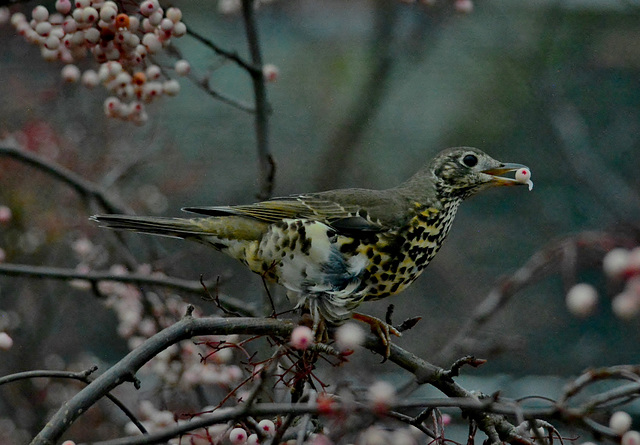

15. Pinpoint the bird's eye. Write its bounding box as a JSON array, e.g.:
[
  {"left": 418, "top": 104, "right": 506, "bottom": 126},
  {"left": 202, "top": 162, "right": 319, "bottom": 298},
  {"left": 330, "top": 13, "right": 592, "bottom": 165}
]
[{"left": 462, "top": 154, "right": 478, "bottom": 167}]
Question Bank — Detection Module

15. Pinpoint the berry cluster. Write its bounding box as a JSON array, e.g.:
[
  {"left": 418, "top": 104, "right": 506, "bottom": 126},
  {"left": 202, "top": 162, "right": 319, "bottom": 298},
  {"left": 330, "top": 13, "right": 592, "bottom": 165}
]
[{"left": 8, "top": 0, "right": 189, "bottom": 124}]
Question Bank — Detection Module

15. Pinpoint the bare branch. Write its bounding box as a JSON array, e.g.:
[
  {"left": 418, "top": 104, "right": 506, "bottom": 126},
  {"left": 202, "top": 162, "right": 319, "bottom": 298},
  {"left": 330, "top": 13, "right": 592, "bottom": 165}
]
[
  {"left": 435, "top": 231, "right": 636, "bottom": 364},
  {"left": 0, "top": 367, "right": 147, "bottom": 436},
  {"left": 0, "top": 262, "right": 256, "bottom": 317},
  {"left": 241, "top": 0, "right": 274, "bottom": 199},
  {"left": 0, "top": 144, "right": 130, "bottom": 215},
  {"left": 31, "top": 317, "right": 294, "bottom": 445},
  {"left": 186, "top": 27, "right": 260, "bottom": 75}
]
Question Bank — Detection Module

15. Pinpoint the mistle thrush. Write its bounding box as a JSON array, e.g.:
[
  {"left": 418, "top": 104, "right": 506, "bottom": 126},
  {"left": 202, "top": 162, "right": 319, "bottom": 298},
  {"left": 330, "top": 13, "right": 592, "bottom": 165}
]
[{"left": 92, "top": 147, "right": 532, "bottom": 351}]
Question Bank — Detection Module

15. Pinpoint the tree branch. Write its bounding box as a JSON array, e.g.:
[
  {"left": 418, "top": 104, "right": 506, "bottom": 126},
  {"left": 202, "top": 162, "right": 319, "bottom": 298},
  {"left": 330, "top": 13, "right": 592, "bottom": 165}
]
[
  {"left": 186, "top": 27, "right": 260, "bottom": 75},
  {"left": 435, "top": 231, "right": 636, "bottom": 364},
  {"left": 241, "top": 0, "right": 274, "bottom": 199},
  {"left": 0, "top": 262, "right": 256, "bottom": 317},
  {"left": 0, "top": 145, "right": 130, "bottom": 215},
  {"left": 0, "top": 367, "right": 147, "bottom": 435},
  {"left": 30, "top": 316, "right": 294, "bottom": 445}
]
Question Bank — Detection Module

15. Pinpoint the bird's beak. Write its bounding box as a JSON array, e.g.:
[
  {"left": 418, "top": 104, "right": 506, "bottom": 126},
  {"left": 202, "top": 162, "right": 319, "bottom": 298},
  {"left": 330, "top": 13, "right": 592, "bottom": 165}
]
[{"left": 482, "top": 163, "right": 531, "bottom": 187}]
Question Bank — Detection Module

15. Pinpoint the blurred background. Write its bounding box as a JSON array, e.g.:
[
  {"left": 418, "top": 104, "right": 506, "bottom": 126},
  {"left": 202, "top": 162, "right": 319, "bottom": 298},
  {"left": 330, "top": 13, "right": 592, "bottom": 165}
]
[{"left": 1, "top": 0, "right": 639, "bottom": 439}]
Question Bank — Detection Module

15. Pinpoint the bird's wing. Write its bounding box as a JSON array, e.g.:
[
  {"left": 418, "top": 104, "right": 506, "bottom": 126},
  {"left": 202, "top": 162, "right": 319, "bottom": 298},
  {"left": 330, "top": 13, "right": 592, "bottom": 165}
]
[{"left": 183, "top": 194, "right": 386, "bottom": 233}]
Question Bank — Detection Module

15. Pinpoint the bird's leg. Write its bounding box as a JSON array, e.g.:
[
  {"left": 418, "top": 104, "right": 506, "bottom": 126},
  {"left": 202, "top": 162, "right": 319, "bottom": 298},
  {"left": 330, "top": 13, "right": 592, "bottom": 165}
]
[{"left": 352, "top": 312, "right": 402, "bottom": 359}]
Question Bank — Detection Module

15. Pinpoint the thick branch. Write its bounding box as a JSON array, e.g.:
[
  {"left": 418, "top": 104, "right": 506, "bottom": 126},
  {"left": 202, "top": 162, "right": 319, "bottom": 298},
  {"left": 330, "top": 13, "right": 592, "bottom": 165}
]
[{"left": 30, "top": 316, "right": 294, "bottom": 445}]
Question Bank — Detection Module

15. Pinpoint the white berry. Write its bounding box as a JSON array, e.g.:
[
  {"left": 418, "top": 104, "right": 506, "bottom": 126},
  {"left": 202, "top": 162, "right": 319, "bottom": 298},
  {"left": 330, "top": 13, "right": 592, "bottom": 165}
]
[
  {"left": 335, "top": 322, "right": 365, "bottom": 351},
  {"left": 515, "top": 167, "right": 533, "bottom": 191},
  {"left": 174, "top": 59, "right": 190, "bottom": 76},
  {"left": 610, "top": 411, "right": 633, "bottom": 435},
  {"left": 565, "top": 283, "right": 598, "bottom": 317},
  {"left": 603, "top": 248, "right": 630, "bottom": 279},
  {"left": 258, "top": 419, "right": 275, "bottom": 436},
  {"left": 622, "top": 431, "right": 640, "bottom": 445},
  {"left": 229, "top": 427, "right": 248, "bottom": 444},
  {"left": 61, "top": 64, "right": 81, "bottom": 82},
  {"left": 32, "top": 5, "right": 49, "bottom": 22}
]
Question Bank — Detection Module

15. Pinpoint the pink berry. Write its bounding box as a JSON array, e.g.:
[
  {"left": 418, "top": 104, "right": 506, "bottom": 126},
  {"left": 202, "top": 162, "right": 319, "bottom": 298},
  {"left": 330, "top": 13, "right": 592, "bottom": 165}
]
[
  {"left": 0, "top": 206, "right": 12, "bottom": 223},
  {"left": 290, "top": 325, "right": 314, "bottom": 350},
  {"left": 0, "top": 332, "right": 13, "bottom": 350},
  {"left": 455, "top": 0, "right": 474, "bottom": 13},
  {"left": 622, "top": 431, "right": 640, "bottom": 445},
  {"left": 229, "top": 427, "right": 248, "bottom": 444}
]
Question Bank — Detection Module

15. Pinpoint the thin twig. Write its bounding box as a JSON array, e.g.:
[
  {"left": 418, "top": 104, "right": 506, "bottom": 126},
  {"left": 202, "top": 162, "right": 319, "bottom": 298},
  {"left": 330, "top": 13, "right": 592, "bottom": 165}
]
[{"left": 186, "top": 27, "right": 260, "bottom": 74}]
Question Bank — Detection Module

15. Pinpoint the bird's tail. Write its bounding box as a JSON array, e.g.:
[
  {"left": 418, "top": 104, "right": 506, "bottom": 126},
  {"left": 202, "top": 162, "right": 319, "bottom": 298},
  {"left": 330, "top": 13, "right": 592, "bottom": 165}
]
[
  {"left": 91, "top": 214, "right": 215, "bottom": 239},
  {"left": 90, "top": 213, "right": 267, "bottom": 244}
]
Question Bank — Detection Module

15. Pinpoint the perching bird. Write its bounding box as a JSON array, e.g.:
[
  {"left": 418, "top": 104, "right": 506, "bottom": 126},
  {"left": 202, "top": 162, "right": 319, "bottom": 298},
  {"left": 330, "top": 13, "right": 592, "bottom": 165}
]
[{"left": 92, "top": 147, "right": 532, "bottom": 353}]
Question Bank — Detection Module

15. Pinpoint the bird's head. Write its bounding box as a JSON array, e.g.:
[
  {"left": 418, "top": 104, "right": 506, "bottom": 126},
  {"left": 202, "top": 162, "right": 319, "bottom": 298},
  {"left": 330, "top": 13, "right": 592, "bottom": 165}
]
[{"left": 429, "top": 147, "right": 532, "bottom": 200}]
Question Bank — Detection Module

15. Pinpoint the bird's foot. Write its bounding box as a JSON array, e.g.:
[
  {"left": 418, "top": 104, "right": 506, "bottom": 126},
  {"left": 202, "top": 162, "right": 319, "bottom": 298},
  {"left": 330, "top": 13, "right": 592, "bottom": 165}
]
[{"left": 352, "top": 312, "right": 401, "bottom": 360}]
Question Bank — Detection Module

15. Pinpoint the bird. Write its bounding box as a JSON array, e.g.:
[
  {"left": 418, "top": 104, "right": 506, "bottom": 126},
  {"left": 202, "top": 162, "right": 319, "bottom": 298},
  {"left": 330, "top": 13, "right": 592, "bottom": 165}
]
[{"left": 92, "top": 147, "right": 531, "bottom": 355}]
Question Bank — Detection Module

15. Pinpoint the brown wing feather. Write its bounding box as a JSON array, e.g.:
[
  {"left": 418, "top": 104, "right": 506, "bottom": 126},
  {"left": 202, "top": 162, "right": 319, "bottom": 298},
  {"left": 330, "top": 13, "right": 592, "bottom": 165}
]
[{"left": 183, "top": 194, "right": 386, "bottom": 232}]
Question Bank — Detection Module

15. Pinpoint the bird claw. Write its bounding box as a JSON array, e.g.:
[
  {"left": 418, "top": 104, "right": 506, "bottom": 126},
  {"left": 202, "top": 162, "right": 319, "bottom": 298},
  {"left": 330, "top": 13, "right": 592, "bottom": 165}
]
[{"left": 352, "top": 312, "right": 401, "bottom": 360}]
